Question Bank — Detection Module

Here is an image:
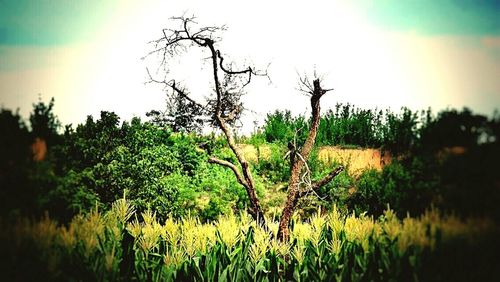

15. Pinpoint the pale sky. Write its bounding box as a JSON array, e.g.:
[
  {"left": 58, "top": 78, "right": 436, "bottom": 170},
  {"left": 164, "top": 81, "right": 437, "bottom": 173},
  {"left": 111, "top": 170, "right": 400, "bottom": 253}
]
[{"left": 0, "top": 0, "right": 499, "bottom": 132}]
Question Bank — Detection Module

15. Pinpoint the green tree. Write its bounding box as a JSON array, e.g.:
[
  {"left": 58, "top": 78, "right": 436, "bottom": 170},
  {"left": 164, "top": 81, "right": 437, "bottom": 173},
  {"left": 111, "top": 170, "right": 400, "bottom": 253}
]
[
  {"left": 263, "top": 110, "right": 308, "bottom": 144},
  {"left": 420, "top": 107, "right": 488, "bottom": 151},
  {"left": 382, "top": 107, "right": 419, "bottom": 154},
  {"left": 30, "top": 97, "right": 61, "bottom": 147},
  {"left": 49, "top": 112, "right": 210, "bottom": 220}
]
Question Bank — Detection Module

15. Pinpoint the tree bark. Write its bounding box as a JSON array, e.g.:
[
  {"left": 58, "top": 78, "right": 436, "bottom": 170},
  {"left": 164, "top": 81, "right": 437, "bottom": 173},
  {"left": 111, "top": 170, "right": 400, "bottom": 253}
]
[
  {"left": 277, "top": 79, "right": 341, "bottom": 241},
  {"left": 206, "top": 40, "right": 266, "bottom": 226}
]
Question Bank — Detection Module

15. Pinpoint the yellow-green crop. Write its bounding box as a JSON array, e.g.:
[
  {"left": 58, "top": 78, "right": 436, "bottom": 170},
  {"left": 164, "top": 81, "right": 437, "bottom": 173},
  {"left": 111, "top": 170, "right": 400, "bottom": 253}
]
[{"left": 0, "top": 198, "right": 495, "bottom": 281}]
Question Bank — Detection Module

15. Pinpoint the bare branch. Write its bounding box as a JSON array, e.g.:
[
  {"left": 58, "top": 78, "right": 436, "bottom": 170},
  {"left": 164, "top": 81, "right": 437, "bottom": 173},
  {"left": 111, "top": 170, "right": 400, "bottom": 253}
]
[
  {"left": 296, "top": 72, "right": 334, "bottom": 97},
  {"left": 216, "top": 51, "right": 269, "bottom": 87},
  {"left": 143, "top": 15, "right": 224, "bottom": 62},
  {"left": 145, "top": 68, "right": 205, "bottom": 109},
  {"left": 299, "top": 165, "right": 344, "bottom": 198},
  {"left": 297, "top": 74, "right": 314, "bottom": 94}
]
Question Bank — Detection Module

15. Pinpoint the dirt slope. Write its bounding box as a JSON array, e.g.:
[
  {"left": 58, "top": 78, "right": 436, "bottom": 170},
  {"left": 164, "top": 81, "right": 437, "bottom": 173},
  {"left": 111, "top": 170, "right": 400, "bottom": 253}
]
[{"left": 238, "top": 144, "right": 390, "bottom": 175}]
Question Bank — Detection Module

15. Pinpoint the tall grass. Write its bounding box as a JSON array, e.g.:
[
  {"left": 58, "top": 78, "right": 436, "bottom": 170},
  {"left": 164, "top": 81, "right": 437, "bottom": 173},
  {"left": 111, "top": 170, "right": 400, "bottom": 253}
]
[{"left": 0, "top": 198, "right": 495, "bottom": 281}]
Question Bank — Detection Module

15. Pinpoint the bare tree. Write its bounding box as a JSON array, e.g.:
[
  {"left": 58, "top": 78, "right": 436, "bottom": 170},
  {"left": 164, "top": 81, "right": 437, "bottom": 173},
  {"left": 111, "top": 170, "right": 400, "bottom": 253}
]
[
  {"left": 146, "top": 15, "right": 343, "bottom": 240},
  {"left": 277, "top": 76, "right": 344, "bottom": 240},
  {"left": 145, "top": 15, "right": 267, "bottom": 225}
]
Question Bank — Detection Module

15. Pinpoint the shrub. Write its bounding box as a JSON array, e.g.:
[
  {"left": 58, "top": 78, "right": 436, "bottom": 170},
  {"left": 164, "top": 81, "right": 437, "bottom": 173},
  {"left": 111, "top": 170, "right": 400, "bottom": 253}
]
[
  {"left": 47, "top": 114, "right": 209, "bottom": 221},
  {"left": 253, "top": 143, "right": 290, "bottom": 183},
  {"left": 349, "top": 159, "right": 436, "bottom": 217}
]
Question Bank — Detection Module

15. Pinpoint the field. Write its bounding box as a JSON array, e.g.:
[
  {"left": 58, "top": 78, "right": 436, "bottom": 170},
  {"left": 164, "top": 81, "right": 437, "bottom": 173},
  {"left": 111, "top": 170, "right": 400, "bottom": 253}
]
[{"left": 1, "top": 197, "right": 497, "bottom": 281}]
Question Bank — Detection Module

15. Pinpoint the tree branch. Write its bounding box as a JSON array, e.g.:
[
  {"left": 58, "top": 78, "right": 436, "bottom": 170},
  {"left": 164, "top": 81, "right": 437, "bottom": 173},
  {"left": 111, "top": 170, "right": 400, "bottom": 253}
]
[
  {"left": 208, "top": 156, "right": 248, "bottom": 187},
  {"left": 299, "top": 165, "right": 344, "bottom": 197},
  {"left": 216, "top": 50, "right": 269, "bottom": 87},
  {"left": 145, "top": 68, "right": 205, "bottom": 110}
]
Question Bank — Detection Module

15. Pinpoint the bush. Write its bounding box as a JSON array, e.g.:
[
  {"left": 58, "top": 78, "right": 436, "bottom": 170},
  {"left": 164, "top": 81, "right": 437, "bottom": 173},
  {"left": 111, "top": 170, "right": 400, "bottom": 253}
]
[
  {"left": 253, "top": 143, "right": 290, "bottom": 183},
  {"left": 47, "top": 113, "right": 210, "bottom": 221},
  {"left": 419, "top": 107, "right": 489, "bottom": 152},
  {"left": 349, "top": 158, "right": 438, "bottom": 217}
]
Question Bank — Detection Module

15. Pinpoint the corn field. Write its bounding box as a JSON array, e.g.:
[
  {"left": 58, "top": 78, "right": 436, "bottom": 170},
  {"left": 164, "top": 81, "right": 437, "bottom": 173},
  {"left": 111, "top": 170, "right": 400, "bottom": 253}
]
[{"left": 0, "top": 197, "right": 495, "bottom": 281}]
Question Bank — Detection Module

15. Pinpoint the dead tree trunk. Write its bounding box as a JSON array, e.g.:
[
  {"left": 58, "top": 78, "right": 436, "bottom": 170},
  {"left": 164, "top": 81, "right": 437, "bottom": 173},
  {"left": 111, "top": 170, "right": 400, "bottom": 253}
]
[
  {"left": 277, "top": 79, "right": 344, "bottom": 241},
  {"left": 148, "top": 16, "right": 343, "bottom": 239},
  {"left": 146, "top": 16, "right": 267, "bottom": 226}
]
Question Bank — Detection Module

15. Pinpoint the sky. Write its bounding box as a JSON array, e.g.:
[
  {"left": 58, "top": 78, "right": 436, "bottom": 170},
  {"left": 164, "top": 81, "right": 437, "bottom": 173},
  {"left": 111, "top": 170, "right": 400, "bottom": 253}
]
[{"left": 0, "top": 0, "right": 499, "bottom": 133}]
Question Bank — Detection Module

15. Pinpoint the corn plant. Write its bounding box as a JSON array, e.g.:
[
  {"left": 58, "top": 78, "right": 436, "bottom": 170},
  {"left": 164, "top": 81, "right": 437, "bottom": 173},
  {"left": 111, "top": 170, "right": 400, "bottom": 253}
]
[{"left": 0, "top": 198, "right": 495, "bottom": 281}]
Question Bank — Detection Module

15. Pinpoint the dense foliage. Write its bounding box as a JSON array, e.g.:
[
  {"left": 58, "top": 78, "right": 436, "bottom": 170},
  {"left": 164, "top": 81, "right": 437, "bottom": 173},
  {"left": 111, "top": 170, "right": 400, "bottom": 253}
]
[
  {"left": 1, "top": 103, "right": 267, "bottom": 223},
  {"left": 261, "top": 104, "right": 498, "bottom": 154},
  {"left": 257, "top": 105, "right": 500, "bottom": 220},
  {"left": 1, "top": 98, "right": 499, "bottom": 280},
  {"left": 2, "top": 99, "right": 500, "bottom": 222}
]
